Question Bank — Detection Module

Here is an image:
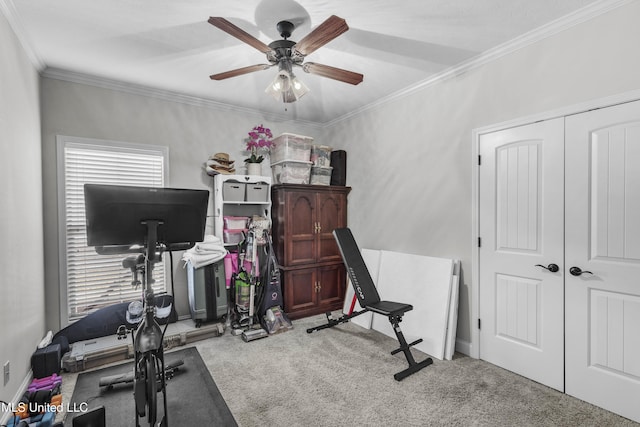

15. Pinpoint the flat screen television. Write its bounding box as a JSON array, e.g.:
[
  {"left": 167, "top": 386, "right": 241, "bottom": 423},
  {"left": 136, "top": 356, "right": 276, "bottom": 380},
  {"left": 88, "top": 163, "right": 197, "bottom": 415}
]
[{"left": 84, "top": 184, "right": 209, "bottom": 253}]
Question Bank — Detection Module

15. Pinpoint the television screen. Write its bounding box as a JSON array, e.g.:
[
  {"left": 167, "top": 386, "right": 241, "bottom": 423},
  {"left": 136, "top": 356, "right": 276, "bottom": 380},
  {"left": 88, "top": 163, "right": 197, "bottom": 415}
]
[{"left": 84, "top": 184, "right": 209, "bottom": 251}]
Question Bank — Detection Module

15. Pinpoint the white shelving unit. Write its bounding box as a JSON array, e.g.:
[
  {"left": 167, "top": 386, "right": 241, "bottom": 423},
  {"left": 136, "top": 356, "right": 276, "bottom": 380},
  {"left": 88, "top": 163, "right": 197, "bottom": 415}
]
[{"left": 212, "top": 174, "right": 272, "bottom": 247}]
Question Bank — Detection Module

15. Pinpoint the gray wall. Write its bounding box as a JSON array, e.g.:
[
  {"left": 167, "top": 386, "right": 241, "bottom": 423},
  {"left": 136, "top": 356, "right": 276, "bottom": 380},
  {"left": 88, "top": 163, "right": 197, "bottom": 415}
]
[
  {"left": 0, "top": 11, "right": 44, "bottom": 405},
  {"left": 324, "top": 1, "right": 640, "bottom": 348},
  {"left": 40, "top": 78, "right": 322, "bottom": 330}
]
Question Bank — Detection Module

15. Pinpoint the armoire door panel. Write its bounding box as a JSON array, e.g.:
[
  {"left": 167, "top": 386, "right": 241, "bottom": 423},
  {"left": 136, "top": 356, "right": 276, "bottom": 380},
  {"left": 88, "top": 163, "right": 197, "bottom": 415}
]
[
  {"left": 286, "top": 191, "right": 316, "bottom": 265},
  {"left": 284, "top": 268, "right": 317, "bottom": 313},
  {"left": 289, "top": 240, "right": 315, "bottom": 264},
  {"left": 288, "top": 192, "right": 314, "bottom": 234},
  {"left": 317, "top": 264, "right": 346, "bottom": 307},
  {"left": 317, "top": 192, "right": 346, "bottom": 262}
]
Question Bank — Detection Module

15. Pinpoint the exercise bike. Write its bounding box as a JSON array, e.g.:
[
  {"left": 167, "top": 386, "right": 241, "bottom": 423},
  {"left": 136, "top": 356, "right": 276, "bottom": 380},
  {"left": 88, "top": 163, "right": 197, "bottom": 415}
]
[
  {"left": 126, "top": 222, "right": 168, "bottom": 427},
  {"left": 83, "top": 184, "right": 209, "bottom": 427},
  {"left": 100, "top": 221, "right": 171, "bottom": 426}
]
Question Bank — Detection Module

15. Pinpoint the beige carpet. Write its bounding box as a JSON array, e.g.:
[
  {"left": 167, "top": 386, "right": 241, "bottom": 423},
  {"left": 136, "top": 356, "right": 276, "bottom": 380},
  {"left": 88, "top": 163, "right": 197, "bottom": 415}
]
[{"left": 194, "top": 313, "right": 637, "bottom": 427}]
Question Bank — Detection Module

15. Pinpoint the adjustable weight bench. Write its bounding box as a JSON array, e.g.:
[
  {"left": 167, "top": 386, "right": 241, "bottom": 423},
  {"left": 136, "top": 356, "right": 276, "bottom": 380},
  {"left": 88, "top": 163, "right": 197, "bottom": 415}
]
[{"left": 307, "top": 227, "right": 433, "bottom": 381}]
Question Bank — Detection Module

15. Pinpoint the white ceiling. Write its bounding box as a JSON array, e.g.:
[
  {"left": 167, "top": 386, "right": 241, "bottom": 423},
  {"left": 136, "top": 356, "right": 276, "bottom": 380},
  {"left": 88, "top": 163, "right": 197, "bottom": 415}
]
[{"left": 5, "top": 0, "right": 609, "bottom": 124}]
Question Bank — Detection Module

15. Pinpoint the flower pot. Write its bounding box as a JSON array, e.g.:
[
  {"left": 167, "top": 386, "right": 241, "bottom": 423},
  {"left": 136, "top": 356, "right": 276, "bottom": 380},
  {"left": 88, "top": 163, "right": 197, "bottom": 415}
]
[{"left": 246, "top": 162, "right": 262, "bottom": 176}]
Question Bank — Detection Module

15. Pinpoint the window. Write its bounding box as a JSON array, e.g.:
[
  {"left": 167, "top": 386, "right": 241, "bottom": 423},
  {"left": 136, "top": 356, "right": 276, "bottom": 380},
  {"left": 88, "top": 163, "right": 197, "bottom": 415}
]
[{"left": 57, "top": 136, "right": 168, "bottom": 323}]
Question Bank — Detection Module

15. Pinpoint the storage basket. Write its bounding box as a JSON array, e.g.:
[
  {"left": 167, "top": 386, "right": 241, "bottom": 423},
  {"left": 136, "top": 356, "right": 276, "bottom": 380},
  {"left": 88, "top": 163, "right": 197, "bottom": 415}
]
[
  {"left": 245, "top": 183, "right": 269, "bottom": 202},
  {"left": 270, "top": 133, "right": 313, "bottom": 163},
  {"left": 222, "top": 181, "right": 245, "bottom": 201},
  {"left": 271, "top": 160, "right": 312, "bottom": 184}
]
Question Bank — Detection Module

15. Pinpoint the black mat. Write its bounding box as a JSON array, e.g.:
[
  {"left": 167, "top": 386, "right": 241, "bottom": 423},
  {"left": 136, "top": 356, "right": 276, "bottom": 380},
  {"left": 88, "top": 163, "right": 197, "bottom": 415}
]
[{"left": 65, "top": 347, "right": 237, "bottom": 426}]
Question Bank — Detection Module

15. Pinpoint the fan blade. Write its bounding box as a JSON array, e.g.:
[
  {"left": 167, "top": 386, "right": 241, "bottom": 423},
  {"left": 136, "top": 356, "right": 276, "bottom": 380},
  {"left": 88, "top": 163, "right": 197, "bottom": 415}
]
[
  {"left": 210, "top": 64, "right": 272, "bottom": 80},
  {"left": 302, "top": 62, "right": 363, "bottom": 85},
  {"left": 208, "top": 17, "right": 272, "bottom": 53},
  {"left": 294, "top": 15, "right": 349, "bottom": 56}
]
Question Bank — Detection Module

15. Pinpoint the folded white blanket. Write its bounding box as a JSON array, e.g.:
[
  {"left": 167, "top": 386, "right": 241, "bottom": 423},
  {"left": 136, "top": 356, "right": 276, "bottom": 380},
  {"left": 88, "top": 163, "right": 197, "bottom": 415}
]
[
  {"left": 182, "top": 235, "right": 227, "bottom": 268},
  {"left": 183, "top": 251, "right": 227, "bottom": 269},
  {"left": 193, "top": 242, "right": 224, "bottom": 253},
  {"left": 194, "top": 235, "right": 224, "bottom": 251}
]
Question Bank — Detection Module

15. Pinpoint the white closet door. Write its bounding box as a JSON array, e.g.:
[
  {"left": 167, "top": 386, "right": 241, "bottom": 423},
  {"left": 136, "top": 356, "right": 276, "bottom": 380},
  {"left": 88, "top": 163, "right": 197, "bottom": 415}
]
[
  {"left": 565, "top": 100, "right": 640, "bottom": 423},
  {"left": 478, "top": 118, "right": 565, "bottom": 391}
]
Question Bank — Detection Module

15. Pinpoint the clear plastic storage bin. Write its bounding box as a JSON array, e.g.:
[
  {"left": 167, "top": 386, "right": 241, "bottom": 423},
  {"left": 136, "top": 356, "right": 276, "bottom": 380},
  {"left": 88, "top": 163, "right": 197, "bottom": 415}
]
[
  {"left": 223, "top": 229, "right": 247, "bottom": 245},
  {"left": 310, "top": 145, "right": 332, "bottom": 167},
  {"left": 223, "top": 216, "right": 250, "bottom": 229},
  {"left": 270, "top": 133, "right": 313, "bottom": 163},
  {"left": 271, "top": 160, "right": 312, "bottom": 184},
  {"left": 310, "top": 166, "right": 333, "bottom": 185}
]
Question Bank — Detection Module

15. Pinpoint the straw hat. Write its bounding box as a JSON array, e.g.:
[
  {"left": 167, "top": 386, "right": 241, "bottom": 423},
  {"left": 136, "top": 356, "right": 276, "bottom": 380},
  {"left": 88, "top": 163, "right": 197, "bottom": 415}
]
[
  {"left": 206, "top": 152, "right": 236, "bottom": 176},
  {"left": 210, "top": 152, "right": 235, "bottom": 165}
]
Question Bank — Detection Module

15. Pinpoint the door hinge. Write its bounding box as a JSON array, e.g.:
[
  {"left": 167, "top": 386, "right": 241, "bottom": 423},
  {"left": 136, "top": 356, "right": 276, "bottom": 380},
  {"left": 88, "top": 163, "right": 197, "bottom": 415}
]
[
  {"left": 478, "top": 237, "right": 481, "bottom": 247},
  {"left": 478, "top": 155, "right": 481, "bottom": 165},
  {"left": 478, "top": 319, "right": 481, "bottom": 330}
]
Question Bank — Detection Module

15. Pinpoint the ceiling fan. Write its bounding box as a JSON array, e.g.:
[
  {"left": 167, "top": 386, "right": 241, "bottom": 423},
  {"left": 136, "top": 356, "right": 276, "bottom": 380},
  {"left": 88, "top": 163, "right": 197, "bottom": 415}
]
[{"left": 208, "top": 15, "right": 364, "bottom": 103}]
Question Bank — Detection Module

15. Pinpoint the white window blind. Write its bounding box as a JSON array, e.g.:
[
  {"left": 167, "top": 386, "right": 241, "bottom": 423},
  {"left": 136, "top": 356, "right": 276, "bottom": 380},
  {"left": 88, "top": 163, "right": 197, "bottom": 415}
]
[{"left": 61, "top": 139, "right": 167, "bottom": 322}]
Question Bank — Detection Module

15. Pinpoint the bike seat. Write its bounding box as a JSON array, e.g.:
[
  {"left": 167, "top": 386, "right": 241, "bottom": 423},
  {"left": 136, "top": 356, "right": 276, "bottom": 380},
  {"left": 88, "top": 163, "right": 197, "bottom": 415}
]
[{"left": 122, "top": 254, "right": 144, "bottom": 269}]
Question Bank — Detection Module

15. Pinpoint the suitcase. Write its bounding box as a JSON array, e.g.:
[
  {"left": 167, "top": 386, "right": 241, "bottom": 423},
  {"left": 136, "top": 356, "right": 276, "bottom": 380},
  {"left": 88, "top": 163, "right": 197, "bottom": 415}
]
[{"left": 187, "top": 260, "right": 228, "bottom": 327}]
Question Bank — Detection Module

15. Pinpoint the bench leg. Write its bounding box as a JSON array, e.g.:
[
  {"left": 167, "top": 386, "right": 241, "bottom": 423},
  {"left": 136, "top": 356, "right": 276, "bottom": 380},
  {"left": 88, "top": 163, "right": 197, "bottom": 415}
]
[
  {"left": 306, "top": 310, "right": 368, "bottom": 334},
  {"left": 388, "top": 314, "right": 433, "bottom": 381}
]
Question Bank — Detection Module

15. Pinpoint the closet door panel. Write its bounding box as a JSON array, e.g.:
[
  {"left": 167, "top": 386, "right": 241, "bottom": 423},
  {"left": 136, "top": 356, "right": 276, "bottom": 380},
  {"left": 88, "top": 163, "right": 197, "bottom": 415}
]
[
  {"left": 565, "top": 100, "right": 640, "bottom": 423},
  {"left": 478, "top": 118, "right": 564, "bottom": 392}
]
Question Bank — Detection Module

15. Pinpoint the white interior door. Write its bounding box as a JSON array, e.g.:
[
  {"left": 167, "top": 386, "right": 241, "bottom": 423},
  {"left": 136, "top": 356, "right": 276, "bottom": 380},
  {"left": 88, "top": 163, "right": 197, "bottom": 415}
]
[
  {"left": 479, "top": 118, "right": 565, "bottom": 391},
  {"left": 565, "top": 100, "right": 640, "bottom": 423}
]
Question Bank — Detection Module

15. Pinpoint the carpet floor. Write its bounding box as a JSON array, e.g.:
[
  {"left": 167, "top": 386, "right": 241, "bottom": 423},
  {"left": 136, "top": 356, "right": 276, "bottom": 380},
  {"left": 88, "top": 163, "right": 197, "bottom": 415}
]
[{"left": 195, "top": 313, "right": 638, "bottom": 427}]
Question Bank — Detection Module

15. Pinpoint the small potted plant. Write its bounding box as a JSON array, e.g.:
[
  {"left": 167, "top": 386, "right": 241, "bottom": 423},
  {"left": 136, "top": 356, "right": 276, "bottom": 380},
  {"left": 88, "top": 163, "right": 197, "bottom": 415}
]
[{"left": 244, "top": 124, "right": 273, "bottom": 175}]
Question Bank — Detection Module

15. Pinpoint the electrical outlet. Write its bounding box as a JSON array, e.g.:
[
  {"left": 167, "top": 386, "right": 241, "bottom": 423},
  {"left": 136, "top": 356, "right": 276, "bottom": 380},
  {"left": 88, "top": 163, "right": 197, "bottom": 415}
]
[{"left": 3, "top": 361, "right": 9, "bottom": 385}]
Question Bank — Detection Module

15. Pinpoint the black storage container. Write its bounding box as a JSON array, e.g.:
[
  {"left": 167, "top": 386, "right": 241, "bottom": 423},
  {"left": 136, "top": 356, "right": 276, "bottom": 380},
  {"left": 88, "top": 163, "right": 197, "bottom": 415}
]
[
  {"left": 31, "top": 344, "right": 61, "bottom": 379},
  {"left": 330, "top": 150, "right": 347, "bottom": 186}
]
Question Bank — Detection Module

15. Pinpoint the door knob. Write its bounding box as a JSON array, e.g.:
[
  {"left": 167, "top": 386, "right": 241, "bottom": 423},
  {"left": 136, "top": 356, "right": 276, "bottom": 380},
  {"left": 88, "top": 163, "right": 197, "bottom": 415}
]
[
  {"left": 569, "top": 266, "right": 593, "bottom": 276},
  {"left": 535, "top": 263, "right": 559, "bottom": 273}
]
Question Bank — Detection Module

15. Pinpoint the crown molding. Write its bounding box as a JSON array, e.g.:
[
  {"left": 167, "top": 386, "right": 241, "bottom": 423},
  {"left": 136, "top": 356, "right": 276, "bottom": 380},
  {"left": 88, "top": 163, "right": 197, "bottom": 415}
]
[
  {"left": 41, "top": 67, "right": 323, "bottom": 129},
  {"left": 325, "top": 0, "right": 634, "bottom": 127},
  {"left": 0, "top": 0, "right": 45, "bottom": 70}
]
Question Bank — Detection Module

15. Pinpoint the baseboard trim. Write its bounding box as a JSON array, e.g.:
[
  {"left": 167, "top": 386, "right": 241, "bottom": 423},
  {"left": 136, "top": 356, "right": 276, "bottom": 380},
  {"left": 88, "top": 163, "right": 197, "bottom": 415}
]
[
  {"left": 455, "top": 338, "right": 471, "bottom": 357},
  {"left": 0, "top": 369, "right": 33, "bottom": 426}
]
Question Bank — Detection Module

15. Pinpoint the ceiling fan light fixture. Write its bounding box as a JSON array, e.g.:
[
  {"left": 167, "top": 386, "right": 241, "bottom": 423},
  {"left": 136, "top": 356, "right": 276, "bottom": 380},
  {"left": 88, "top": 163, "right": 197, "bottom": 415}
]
[
  {"left": 265, "top": 69, "right": 309, "bottom": 103},
  {"left": 291, "top": 75, "right": 310, "bottom": 98}
]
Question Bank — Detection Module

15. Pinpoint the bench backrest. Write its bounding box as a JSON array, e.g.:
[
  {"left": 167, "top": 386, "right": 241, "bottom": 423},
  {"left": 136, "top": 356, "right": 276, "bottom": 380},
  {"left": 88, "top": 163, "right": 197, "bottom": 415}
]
[{"left": 333, "top": 228, "right": 381, "bottom": 308}]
